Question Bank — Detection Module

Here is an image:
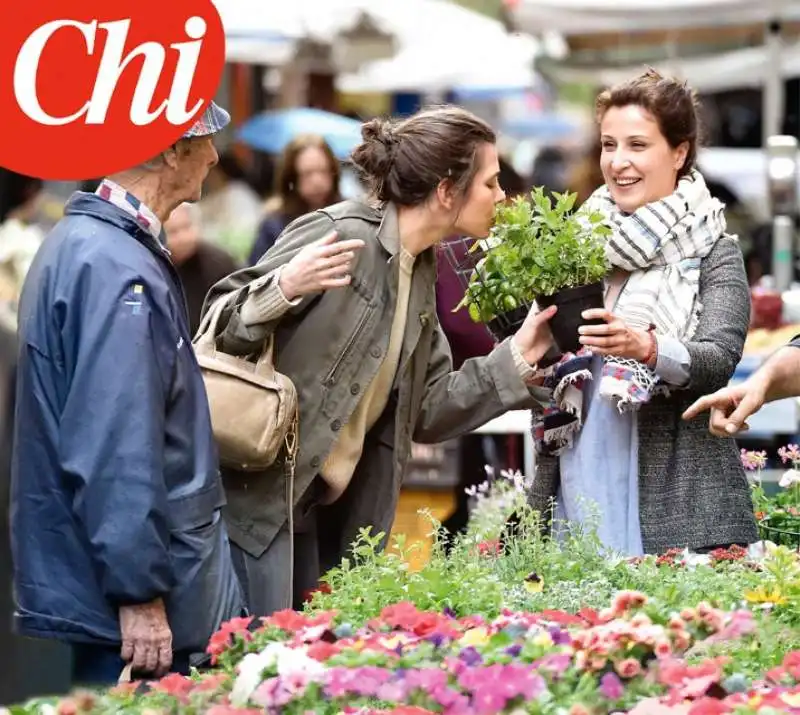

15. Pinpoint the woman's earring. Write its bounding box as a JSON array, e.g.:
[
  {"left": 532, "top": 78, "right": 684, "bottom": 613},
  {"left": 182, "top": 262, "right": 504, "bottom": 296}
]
[{"left": 288, "top": 181, "right": 295, "bottom": 191}]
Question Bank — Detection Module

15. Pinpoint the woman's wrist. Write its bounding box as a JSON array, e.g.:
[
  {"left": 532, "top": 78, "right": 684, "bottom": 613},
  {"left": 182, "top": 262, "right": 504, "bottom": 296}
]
[{"left": 640, "top": 328, "right": 658, "bottom": 367}]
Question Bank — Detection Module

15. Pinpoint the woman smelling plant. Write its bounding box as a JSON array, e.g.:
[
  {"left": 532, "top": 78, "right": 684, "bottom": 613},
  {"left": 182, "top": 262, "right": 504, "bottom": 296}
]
[
  {"left": 204, "top": 106, "right": 557, "bottom": 617},
  {"left": 529, "top": 69, "right": 758, "bottom": 556}
]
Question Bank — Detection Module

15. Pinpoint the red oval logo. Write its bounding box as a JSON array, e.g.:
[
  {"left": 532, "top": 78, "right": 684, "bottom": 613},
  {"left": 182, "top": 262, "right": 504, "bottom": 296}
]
[{"left": 0, "top": 0, "right": 226, "bottom": 180}]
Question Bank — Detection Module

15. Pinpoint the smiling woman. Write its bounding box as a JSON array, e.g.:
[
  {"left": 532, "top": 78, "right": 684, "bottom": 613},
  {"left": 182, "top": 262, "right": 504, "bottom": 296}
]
[
  {"left": 597, "top": 69, "right": 700, "bottom": 214},
  {"left": 530, "top": 69, "right": 758, "bottom": 558}
]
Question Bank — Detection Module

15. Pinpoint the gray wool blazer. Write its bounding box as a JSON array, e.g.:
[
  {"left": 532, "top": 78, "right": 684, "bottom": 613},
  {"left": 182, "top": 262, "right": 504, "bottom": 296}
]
[{"left": 529, "top": 236, "right": 759, "bottom": 553}]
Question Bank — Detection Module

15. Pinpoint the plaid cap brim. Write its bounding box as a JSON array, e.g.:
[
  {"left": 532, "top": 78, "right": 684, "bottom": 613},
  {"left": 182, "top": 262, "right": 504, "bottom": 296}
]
[{"left": 183, "top": 101, "right": 231, "bottom": 138}]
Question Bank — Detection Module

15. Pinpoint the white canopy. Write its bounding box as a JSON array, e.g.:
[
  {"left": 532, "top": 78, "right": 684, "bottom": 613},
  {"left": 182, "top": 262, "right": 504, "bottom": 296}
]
[
  {"left": 215, "top": 0, "right": 518, "bottom": 49},
  {"left": 337, "top": 33, "right": 543, "bottom": 93},
  {"left": 506, "top": 0, "right": 800, "bottom": 36},
  {"left": 551, "top": 41, "right": 800, "bottom": 92}
]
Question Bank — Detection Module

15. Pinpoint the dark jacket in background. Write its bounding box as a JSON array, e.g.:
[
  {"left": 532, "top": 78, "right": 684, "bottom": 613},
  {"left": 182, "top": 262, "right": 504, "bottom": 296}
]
[
  {"left": 248, "top": 213, "right": 288, "bottom": 266},
  {"left": 176, "top": 242, "right": 239, "bottom": 336},
  {"left": 11, "top": 193, "right": 242, "bottom": 651}
]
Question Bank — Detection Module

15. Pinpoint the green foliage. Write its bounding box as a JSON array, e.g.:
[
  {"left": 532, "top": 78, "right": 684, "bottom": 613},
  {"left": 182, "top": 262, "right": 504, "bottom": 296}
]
[{"left": 459, "top": 188, "right": 611, "bottom": 323}]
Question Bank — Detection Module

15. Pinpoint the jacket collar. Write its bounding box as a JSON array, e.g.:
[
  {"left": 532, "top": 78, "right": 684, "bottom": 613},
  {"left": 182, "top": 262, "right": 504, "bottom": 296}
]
[
  {"left": 63, "top": 192, "right": 169, "bottom": 259},
  {"left": 376, "top": 201, "right": 400, "bottom": 257}
]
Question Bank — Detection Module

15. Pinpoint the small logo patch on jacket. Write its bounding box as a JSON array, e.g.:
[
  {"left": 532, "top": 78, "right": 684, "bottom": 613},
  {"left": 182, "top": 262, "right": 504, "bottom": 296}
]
[{"left": 123, "top": 283, "right": 144, "bottom": 314}]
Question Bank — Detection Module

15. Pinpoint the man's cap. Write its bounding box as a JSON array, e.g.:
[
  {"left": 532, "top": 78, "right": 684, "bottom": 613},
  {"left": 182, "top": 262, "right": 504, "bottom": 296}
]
[{"left": 182, "top": 101, "right": 231, "bottom": 138}]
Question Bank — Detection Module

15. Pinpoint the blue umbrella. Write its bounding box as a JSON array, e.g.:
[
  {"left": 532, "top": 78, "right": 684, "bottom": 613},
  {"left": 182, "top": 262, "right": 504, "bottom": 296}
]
[{"left": 236, "top": 108, "right": 364, "bottom": 160}]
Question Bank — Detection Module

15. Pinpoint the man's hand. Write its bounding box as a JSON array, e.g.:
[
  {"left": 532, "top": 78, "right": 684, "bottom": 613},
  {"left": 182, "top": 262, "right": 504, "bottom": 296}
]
[
  {"left": 120, "top": 598, "right": 173, "bottom": 676},
  {"left": 682, "top": 378, "right": 767, "bottom": 436},
  {"left": 512, "top": 304, "right": 557, "bottom": 366},
  {"left": 279, "top": 231, "right": 365, "bottom": 301}
]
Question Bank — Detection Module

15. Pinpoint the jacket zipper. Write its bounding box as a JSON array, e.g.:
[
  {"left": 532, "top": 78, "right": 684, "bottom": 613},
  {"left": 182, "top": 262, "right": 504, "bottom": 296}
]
[{"left": 324, "top": 305, "right": 373, "bottom": 386}]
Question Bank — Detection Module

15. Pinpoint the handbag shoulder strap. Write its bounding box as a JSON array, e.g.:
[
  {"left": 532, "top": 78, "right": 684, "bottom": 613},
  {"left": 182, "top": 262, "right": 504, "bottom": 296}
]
[{"left": 195, "top": 295, "right": 277, "bottom": 381}]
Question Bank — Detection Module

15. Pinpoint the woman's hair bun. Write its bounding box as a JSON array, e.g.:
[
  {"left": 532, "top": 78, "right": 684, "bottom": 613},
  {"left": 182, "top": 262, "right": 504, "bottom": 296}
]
[{"left": 351, "top": 118, "right": 397, "bottom": 182}]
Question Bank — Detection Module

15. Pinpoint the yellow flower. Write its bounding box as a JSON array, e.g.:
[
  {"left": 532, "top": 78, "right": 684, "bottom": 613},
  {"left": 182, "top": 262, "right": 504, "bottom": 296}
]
[
  {"left": 460, "top": 627, "right": 490, "bottom": 647},
  {"left": 744, "top": 585, "right": 788, "bottom": 606},
  {"left": 532, "top": 630, "right": 553, "bottom": 648},
  {"left": 782, "top": 693, "right": 800, "bottom": 707},
  {"left": 524, "top": 572, "right": 544, "bottom": 594}
]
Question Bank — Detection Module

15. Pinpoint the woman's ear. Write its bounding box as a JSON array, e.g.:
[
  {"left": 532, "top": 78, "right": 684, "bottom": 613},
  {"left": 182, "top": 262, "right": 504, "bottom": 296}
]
[
  {"left": 674, "top": 141, "right": 690, "bottom": 172},
  {"left": 435, "top": 178, "right": 456, "bottom": 211}
]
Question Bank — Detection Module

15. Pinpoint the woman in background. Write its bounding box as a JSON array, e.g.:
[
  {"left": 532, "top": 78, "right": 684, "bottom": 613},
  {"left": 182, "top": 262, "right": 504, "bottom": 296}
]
[{"left": 248, "top": 135, "right": 342, "bottom": 265}]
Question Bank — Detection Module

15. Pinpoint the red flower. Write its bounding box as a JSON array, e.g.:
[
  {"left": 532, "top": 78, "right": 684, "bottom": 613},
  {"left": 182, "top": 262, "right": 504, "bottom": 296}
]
[
  {"left": 476, "top": 540, "right": 501, "bottom": 556},
  {"left": 307, "top": 640, "right": 339, "bottom": 662},
  {"left": 540, "top": 609, "right": 585, "bottom": 626},
  {"left": 152, "top": 673, "right": 194, "bottom": 700},
  {"left": 206, "top": 616, "right": 255, "bottom": 664},
  {"left": 381, "top": 602, "right": 422, "bottom": 630},
  {"left": 303, "top": 581, "right": 333, "bottom": 604},
  {"left": 412, "top": 613, "right": 441, "bottom": 637},
  {"left": 577, "top": 607, "right": 604, "bottom": 626},
  {"left": 268, "top": 609, "right": 310, "bottom": 633}
]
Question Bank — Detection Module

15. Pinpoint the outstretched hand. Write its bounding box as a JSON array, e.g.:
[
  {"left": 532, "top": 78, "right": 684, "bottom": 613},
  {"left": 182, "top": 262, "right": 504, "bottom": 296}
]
[{"left": 682, "top": 379, "right": 767, "bottom": 436}]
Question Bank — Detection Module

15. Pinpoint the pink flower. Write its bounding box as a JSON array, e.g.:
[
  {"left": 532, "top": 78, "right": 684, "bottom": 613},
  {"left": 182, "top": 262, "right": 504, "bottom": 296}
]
[
  {"left": 655, "top": 639, "right": 673, "bottom": 658},
  {"left": 569, "top": 705, "right": 592, "bottom": 715},
  {"left": 779, "top": 444, "right": 800, "bottom": 465},
  {"left": 741, "top": 449, "right": 767, "bottom": 471},
  {"left": 600, "top": 672, "right": 625, "bottom": 699},
  {"left": 615, "top": 658, "right": 643, "bottom": 679}
]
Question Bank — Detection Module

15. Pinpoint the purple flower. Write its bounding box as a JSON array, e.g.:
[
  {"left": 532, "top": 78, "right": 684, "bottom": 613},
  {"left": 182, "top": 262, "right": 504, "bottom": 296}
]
[
  {"left": 460, "top": 647, "right": 483, "bottom": 666},
  {"left": 548, "top": 626, "right": 571, "bottom": 645},
  {"left": 600, "top": 672, "right": 625, "bottom": 700},
  {"left": 505, "top": 644, "right": 522, "bottom": 657},
  {"left": 443, "top": 606, "right": 457, "bottom": 618},
  {"left": 428, "top": 632, "right": 447, "bottom": 648}
]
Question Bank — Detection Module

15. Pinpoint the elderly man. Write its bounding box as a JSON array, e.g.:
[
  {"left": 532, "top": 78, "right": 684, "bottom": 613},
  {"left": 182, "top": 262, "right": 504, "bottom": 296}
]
[
  {"left": 164, "top": 202, "right": 239, "bottom": 336},
  {"left": 11, "top": 102, "right": 244, "bottom": 686},
  {"left": 683, "top": 339, "right": 800, "bottom": 434}
]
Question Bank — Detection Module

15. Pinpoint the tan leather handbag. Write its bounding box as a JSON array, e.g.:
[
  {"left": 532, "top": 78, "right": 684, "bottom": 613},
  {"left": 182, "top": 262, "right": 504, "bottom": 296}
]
[{"left": 193, "top": 298, "right": 298, "bottom": 473}]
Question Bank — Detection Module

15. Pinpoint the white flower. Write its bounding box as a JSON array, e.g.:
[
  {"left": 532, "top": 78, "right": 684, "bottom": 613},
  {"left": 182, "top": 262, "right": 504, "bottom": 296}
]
[
  {"left": 277, "top": 645, "right": 326, "bottom": 679},
  {"left": 779, "top": 469, "right": 800, "bottom": 488},
  {"left": 230, "top": 642, "right": 284, "bottom": 706}
]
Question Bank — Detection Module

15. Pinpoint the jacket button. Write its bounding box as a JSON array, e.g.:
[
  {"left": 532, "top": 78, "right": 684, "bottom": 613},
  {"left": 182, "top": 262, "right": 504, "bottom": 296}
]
[
  {"left": 350, "top": 383, "right": 360, "bottom": 395},
  {"left": 370, "top": 346, "right": 382, "bottom": 358},
  {"left": 310, "top": 456, "right": 320, "bottom": 468},
  {"left": 331, "top": 419, "right": 342, "bottom": 431}
]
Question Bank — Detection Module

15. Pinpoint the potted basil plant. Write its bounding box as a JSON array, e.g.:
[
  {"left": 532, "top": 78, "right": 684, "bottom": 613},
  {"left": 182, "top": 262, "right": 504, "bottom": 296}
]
[{"left": 458, "top": 188, "right": 612, "bottom": 354}]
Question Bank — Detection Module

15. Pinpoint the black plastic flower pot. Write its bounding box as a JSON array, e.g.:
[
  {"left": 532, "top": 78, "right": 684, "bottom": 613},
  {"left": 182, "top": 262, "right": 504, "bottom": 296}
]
[
  {"left": 487, "top": 304, "right": 529, "bottom": 342},
  {"left": 537, "top": 281, "right": 605, "bottom": 355}
]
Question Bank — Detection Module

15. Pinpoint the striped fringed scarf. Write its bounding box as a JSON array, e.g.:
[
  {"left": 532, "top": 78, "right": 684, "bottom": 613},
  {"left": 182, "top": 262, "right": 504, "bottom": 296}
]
[{"left": 533, "top": 170, "right": 729, "bottom": 456}]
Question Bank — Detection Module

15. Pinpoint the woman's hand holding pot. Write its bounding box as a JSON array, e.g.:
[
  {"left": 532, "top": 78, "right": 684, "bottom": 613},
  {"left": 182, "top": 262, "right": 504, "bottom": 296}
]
[
  {"left": 578, "top": 309, "right": 653, "bottom": 364},
  {"left": 512, "top": 304, "right": 558, "bottom": 365},
  {"left": 279, "top": 231, "right": 366, "bottom": 301}
]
